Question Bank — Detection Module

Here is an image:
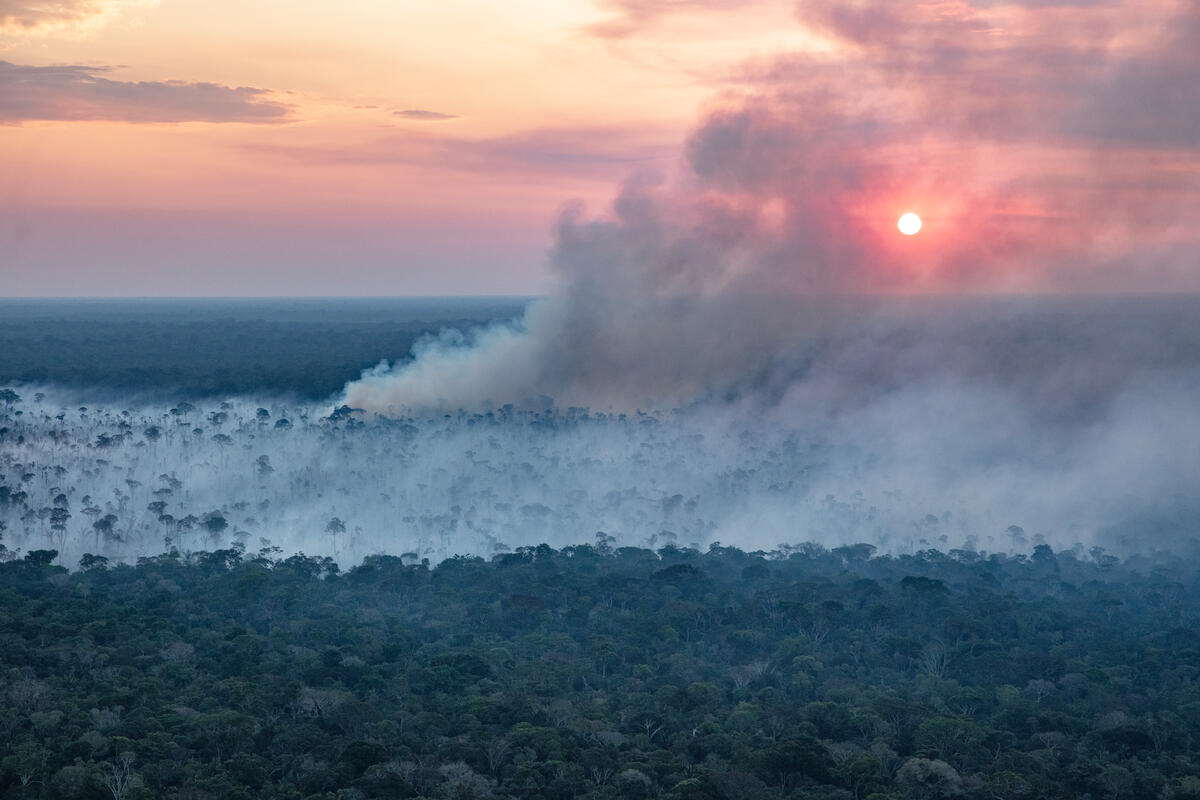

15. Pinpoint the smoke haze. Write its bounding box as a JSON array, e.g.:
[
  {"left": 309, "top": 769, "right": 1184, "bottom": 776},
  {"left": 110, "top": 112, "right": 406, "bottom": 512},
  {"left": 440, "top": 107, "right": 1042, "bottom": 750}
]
[
  {"left": 5, "top": 1, "right": 1199, "bottom": 566},
  {"left": 342, "top": 0, "right": 1199, "bottom": 415},
  {"left": 325, "top": 2, "right": 1199, "bottom": 566},
  {"left": 3, "top": 297, "right": 1198, "bottom": 566}
]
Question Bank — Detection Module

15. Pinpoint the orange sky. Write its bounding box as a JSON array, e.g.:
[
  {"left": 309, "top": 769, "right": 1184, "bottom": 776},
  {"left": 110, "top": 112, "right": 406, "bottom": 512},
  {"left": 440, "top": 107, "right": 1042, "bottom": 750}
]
[{"left": 1, "top": 0, "right": 1197, "bottom": 295}]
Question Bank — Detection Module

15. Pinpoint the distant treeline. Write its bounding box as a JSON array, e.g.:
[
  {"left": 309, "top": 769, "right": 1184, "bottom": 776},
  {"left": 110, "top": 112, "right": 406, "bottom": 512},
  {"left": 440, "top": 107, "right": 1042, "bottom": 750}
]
[
  {"left": 2, "top": 542, "right": 1199, "bottom": 799},
  {"left": 0, "top": 299, "right": 528, "bottom": 399}
]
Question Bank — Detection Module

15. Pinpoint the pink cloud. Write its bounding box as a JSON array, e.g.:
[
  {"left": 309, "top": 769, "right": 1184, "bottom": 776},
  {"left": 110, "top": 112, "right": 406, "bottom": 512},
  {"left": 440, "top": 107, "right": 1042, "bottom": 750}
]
[
  {"left": 642, "top": 0, "right": 1200, "bottom": 291},
  {"left": 0, "top": 61, "right": 291, "bottom": 124},
  {"left": 241, "top": 125, "right": 677, "bottom": 180}
]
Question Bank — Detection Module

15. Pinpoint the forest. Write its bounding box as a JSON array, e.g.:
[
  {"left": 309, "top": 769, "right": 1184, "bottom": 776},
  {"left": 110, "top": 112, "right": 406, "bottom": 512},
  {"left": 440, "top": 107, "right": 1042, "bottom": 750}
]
[
  {"left": 2, "top": 541, "right": 1198, "bottom": 800},
  {"left": 2, "top": 299, "right": 1199, "bottom": 800},
  {"left": 0, "top": 299, "right": 526, "bottom": 400}
]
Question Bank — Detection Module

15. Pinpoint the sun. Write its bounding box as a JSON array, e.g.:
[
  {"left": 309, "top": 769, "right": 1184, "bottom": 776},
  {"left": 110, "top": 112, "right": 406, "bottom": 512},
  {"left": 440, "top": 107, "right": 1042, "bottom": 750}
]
[{"left": 897, "top": 212, "right": 922, "bottom": 236}]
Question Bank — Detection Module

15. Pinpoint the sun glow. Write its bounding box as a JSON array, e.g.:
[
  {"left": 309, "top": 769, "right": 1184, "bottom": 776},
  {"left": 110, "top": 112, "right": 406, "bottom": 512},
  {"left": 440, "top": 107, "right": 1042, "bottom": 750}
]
[{"left": 898, "top": 213, "right": 922, "bottom": 236}]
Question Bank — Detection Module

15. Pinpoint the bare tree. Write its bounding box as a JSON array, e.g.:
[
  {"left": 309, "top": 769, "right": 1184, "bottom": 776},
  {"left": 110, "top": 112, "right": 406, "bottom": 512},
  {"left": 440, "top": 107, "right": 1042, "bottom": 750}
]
[
  {"left": 797, "top": 619, "right": 831, "bottom": 646},
  {"left": 1024, "top": 679, "right": 1056, "bottom": 703},
  {"left": 639, "top": 716, "right": 664, "bottom": 740},
  {"left": 484, "top": 736, "right": 511, "bottom": 778},
  {"left": 98, "top": 752, "right": 136, "bottom": 800},
  {"left": 590, "top": 766, "right": 614, "bottom": 786},
  {"left": 918, "top": 642, "right": 948, "bottom": 678}
]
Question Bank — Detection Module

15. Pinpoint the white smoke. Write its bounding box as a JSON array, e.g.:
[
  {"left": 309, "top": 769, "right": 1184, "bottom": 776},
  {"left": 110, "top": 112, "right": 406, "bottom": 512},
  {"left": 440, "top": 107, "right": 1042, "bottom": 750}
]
[
  {"left": 343, "top": 175, "right": 820, "bottom": 414},
  {"left": 6, "top": 297, "right": 1197, "bottom": 567}
]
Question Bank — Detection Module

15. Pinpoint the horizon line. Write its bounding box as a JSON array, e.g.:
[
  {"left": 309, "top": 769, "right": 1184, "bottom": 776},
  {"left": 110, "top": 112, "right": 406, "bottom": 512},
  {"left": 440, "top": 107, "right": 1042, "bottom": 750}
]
[{"left": 2, "top": 291, "right": 1199, "bottom": 301}]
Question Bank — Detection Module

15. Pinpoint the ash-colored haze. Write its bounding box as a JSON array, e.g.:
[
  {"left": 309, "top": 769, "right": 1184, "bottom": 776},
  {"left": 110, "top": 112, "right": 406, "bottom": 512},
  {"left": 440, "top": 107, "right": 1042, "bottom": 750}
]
[
  {"left": 330, "top": 0, "right": 1200, "bottom": 558},
  {"left": 4, "top": 298, "right": 1199, "bottom": 566},
  {"left": 3, "top": 1, "right": 1198, "bottom": 564}
]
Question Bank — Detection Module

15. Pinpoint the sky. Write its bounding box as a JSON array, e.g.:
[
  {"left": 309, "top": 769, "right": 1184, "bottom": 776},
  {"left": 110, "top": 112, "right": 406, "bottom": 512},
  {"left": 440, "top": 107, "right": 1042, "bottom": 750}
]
[{"left": 1, "top": 0, "right": 1197, "bottom": 296}]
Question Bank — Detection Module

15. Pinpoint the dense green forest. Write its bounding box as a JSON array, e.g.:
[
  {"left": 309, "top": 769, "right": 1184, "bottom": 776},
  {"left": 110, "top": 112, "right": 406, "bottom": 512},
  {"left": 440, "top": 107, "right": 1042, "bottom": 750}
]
[
  {"left": 2, "top": 542, "right": 1199, "bottom": 800},
  {"left": 0, "top": 299, "right": 526, "bottom": 399}
]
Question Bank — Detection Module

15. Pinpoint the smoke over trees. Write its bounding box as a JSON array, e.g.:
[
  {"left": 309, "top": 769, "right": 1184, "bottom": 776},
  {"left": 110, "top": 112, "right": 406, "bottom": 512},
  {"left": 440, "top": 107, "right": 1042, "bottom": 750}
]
[{"left": 3, "top": 297, "right": 1199, "bottom": 566}]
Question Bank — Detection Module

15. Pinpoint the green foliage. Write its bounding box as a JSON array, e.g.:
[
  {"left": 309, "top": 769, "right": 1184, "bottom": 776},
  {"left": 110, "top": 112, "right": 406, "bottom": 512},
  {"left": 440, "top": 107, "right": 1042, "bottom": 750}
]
[{"left": 0, "top": 544, "right": 1198, "bottom": 799}]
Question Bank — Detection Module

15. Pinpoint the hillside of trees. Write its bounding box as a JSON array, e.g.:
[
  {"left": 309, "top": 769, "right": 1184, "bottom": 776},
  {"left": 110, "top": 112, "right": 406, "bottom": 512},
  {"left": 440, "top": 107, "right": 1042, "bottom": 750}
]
[{"left": 2, "top": 542, "right": 1199, "bottom": 800}]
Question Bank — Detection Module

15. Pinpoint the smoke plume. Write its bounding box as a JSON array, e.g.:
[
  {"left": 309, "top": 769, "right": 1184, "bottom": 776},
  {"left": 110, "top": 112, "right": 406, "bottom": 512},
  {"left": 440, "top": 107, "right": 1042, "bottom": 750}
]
[{"left": 343, "top": 0, "right": 1200, "bottom": 416}]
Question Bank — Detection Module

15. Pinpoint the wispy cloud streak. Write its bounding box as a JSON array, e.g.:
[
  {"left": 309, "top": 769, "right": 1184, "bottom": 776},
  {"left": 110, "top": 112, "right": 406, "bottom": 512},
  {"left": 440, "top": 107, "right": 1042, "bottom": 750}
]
[
  {"left": 0, "top": 60, "right": 291, "bottom": 123},
  {"left": 394, "top": 109, "right": 458, "bottom": 121}
]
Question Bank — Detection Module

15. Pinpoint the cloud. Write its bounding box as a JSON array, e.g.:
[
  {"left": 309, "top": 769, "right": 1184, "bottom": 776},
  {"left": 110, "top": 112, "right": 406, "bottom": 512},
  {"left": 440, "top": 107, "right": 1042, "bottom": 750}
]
[
  {"left": 246, "top": 125, "right": 675, "bottom": 179},
  {"left": 438, "top": 127, "right": 670, "bottom": 173},
  {"left": 1063, "top": 10, "right": 1200, "bottom": 147},
  {"left": 394, "top": 109, "right": 458, "bottom": 121},
  {"left": 699, "top": 0, "right": 1200, "bottom": 269},
  {"left": 585, "top": 0, "right": 765, "bottom": 38},
  {"left": 788, "top": 0, "right": 1200, "bottom": 149},
  {"left": 0, "top": 0, "right": 154, "bottom": 36},
  {"left": 0, "top": 60, "right": 291, "bottom": 123}
]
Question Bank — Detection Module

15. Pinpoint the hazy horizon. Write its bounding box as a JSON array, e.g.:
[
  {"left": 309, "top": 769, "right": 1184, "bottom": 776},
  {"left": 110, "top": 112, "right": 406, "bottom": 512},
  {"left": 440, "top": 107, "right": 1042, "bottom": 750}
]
[{"left": 3, "top": 294, "right": 1197, "bottom": 567}]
